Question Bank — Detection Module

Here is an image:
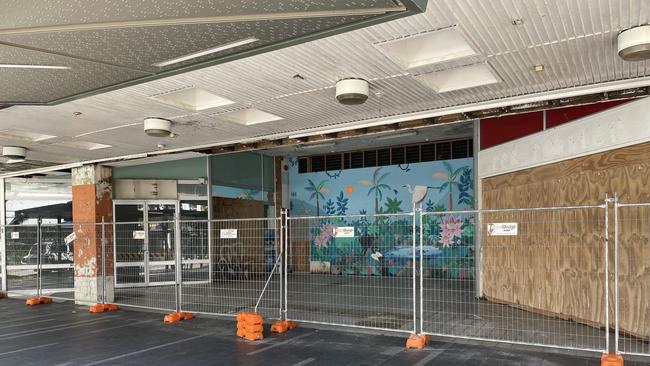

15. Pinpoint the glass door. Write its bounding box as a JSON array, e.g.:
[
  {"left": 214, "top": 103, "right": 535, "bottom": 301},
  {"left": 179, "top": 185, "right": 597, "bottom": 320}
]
[
  {"left": 146, "top": 202, "right": 178, "bottom": 285},
  {"left": 113, "top": 200, "right": 179, "bottom": 287},
  {"left": 114, "top": 202, "right": 146, "bottom": 287}
]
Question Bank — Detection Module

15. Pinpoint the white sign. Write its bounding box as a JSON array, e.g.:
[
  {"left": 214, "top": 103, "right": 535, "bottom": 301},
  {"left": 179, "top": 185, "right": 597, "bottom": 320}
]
[
  {"left": 132, "top": 230, "right": 146, "bottom": 240},
  {"left": 334, "top": 227, "right": 355, "bottom": 238},
  {"left": 10, "top": 231, "right": 19, "bottom": 239},
  {"left": 220, "top": 229, "right": 238, "bottom": 239},
  {"left": 64, "top": 232, "right": 77, "bottom": 245},
  {"left": 487, "top": 223, "right": 518, "bottom": 236}
]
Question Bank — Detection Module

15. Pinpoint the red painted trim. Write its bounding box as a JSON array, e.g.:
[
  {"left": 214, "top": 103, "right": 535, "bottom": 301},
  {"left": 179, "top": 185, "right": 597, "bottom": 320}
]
[
  {"left": 480, "top": 111, "right": 543, "bottom": 149},
  {"left": 546, "top": 100, "right": 630, "bottom": 128}
]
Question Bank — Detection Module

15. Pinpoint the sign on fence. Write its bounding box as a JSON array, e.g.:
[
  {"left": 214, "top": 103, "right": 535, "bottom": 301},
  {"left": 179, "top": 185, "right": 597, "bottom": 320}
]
[
  {"left": 132, "top": 230, "right": 146, "bottom": 239},
  {"left": 487, "top": 223, "right": 518, "bottom": 236},
  {"left": 220, "top": 229, "right": 238, "bottom": 239},
  {"left": 334, "top": 226, "right": 355, "bottom": 238},
  {"left": 64, "top": 232, "right": 76, "bottom": 244}
]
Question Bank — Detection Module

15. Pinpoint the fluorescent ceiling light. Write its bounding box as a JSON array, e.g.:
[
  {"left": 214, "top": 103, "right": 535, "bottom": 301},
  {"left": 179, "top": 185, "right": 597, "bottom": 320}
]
[
  {"left": 218, "top": 108, "right": 283, "bottom": 126},
  {"left": 416, "top": 63, "right": 500, "bottom": 93},
  {"left": 375, "top": 131, "right": 418, "bottom": 141},
  {"left": 152, "top": 37, "right": 259, "bottom": 67},
  {"left": 153, "top": 88, "right": 235, "bottom": 111},
  {"left": 377, "top": 27, "right": 478, "bottom": 70},
  {"left": 0, "top": 129, "right": 56, "bottom": 142},
  {"left": 55, "top": 141, "right": 112, "bottom": 150},
  {"left": 0, "top": 64, "right": 70, "bottom": 70}
]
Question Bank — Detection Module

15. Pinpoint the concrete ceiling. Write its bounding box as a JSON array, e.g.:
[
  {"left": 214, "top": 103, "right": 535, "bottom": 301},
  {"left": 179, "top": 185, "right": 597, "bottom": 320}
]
[
  {"left": 1, "top": 0, "right": 649, "bottom": 176},
  {"left": 0, "top": 0, "right": 425, "bottom": 104}
]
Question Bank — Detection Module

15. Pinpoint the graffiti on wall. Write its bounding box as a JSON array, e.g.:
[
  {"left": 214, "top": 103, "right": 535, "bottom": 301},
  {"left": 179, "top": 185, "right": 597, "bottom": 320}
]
[{"left": 289, "top": 158, "right": 475, "bottom": 278}]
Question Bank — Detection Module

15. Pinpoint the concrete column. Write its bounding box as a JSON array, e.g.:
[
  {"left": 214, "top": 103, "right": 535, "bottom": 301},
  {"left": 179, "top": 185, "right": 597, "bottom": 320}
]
[{"left": 71, "top": 164, "right": 113, "bottom": 305}]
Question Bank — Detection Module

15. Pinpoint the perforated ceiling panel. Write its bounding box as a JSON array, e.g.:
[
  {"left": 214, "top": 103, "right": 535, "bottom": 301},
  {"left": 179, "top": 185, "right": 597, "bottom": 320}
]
[{"left": 0, "top": 0, "right": 425, "bottom": 104}]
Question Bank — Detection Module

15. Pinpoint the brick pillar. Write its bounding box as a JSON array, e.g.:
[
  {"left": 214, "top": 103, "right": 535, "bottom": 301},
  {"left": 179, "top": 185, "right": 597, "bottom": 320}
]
[{"left": 71, "top": 164, "right": 113, "bottom": 305}]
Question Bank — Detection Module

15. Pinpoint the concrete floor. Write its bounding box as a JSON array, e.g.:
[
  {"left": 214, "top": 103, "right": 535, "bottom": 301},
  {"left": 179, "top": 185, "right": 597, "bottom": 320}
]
[
  {"left": 1, "top": 298, "right": 645, "bottom": 366},
  {"left": 7, "top": 272, "right": 646, "bottom": 355}
]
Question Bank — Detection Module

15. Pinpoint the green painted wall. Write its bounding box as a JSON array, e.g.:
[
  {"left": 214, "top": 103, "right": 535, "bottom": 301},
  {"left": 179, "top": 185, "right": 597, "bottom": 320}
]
[{"left": 112, "top": 157, "right": 207, "bottom": 180}]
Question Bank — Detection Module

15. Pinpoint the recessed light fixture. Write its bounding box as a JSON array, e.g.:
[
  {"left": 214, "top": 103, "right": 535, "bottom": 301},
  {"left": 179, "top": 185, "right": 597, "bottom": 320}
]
[
  {"left": 534, "top": 64, "right": 545, "bottom": 72},
  {"left": 415, "top": 63, "right": 500, "bottom": 93},
  {"left": 55, "top": 141, "right": 112, "bottom": 150},
  {"left": 152, "top": 88, "right": 235, "bottom": 111},
  {"left": 219, "top": 108, "right": 283, "bottom": 126},
  {"left": 376, "top": 27, "right": 478, "bottom": 71},
  {"left": 152, "top": 37, "right": 259, "bottom": 67},
  {"left": 0, "top": 64, "right": 70, "bottom": 70},
  {"left": 0, "top": 130, "right": 56, "bottom": 142}
]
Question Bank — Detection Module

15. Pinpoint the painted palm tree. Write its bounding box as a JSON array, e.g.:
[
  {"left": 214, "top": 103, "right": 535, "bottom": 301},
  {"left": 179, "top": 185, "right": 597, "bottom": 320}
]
[
  {"left": 305, "top": 179, "right": 328, "bottom": 216},
  {"left": 367, "top": 168, "right": 391, "bottom": 213},
  {"left": 384, "top": 197, "right": 403, "bottom": 214},
  {"left": 434, "top": 161, "right": 465, "bottom": 211}
]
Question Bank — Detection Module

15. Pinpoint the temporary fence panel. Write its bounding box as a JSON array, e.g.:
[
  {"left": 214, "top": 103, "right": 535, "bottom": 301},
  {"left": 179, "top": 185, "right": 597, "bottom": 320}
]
[
  {"left": 113, "top": 221, "right": 177, "bottom": 312},
  {"left": 287, "top": 213, "right": 416, "bottom": 333},
  {"left": 4, "top": 224, "right": 39, "bottom": 299},
  {"left": 39, "top": 223, "right": 75, "bottom": 301},
  {"left": 615, "top": 202, "right": 650, "bottom": 356},
  {"left": 421, "top": 207, "right": 608, "bottom": 353},
  {"left": 181, "top": 218, "right": 282, "bottom": 319}
]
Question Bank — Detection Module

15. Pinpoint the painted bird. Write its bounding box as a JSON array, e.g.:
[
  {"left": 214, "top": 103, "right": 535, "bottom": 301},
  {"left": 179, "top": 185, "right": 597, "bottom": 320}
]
[{"left": 403, "top": 184, "right": 440, "bottom": 204}]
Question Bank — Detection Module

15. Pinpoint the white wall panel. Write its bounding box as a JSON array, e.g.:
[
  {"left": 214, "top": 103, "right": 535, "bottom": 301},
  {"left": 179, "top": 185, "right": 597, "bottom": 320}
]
[{"left": 478, "top": 97, "right": 650, "bottom": 178}]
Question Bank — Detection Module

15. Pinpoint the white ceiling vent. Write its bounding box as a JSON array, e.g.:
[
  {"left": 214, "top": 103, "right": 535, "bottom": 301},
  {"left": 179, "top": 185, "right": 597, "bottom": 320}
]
[
  {"left": 152, "top": 88, "right": 235, "bottom": 111},
  {"left": 376, "top": 27, "right": 478, "bottom": 71},
  {"left": 218, "top": 109, "right": 283, "bottom": 126},
  {"left": 618, "top": 25, "right": 650, "bottom": 61},
  {"left": 415, "top": 63, "right": 500, "bottom": 93}
]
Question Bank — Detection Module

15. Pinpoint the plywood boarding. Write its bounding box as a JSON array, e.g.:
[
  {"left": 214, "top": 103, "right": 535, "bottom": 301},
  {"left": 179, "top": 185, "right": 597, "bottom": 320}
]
[{"left": 482, "top": 141, "right": 650, "bottom": 339}]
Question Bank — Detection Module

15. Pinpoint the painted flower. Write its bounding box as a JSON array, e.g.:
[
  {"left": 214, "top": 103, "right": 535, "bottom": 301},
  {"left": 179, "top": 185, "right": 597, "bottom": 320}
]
[
  {"left": 438, "top": 214, "right": 463, "bottom": 247},
  {"left": 314, "top": 223, "right": 335, "bottom": 248}
]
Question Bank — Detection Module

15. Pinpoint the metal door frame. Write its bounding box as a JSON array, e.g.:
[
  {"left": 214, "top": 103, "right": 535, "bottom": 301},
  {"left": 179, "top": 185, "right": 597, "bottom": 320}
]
[{"left": 113, "top": 199, "right": 179, "bottom": 288}]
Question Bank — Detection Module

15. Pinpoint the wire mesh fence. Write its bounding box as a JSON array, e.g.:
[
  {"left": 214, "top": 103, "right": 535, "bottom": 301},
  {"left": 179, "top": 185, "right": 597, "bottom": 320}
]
[
  {"left": 4, "top": 224, "right": 39, "bottom": 299},
  {"left": 181, "top": 218, "right": 282, "bottom": 319},
  {"left": 112, "top": 221, "right": 177, "bottom": 312},
  {"left": 421, "top": 207, "right": 609, "bottom": 353},
  {"left": 39, "top": 223, "right": 75, "bottom": 301},
  {"left": 286, "top": 213, "right": 416, "bottom": 333},
  {"left": 6, "top": 199, "right": 650, "bottom": 358},
  {"left": 615, "top": 202, "right": 650, "bottom": 356}
]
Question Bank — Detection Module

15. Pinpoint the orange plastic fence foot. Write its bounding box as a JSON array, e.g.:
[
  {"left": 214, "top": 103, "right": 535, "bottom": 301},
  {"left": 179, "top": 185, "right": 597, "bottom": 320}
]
[
  {"left": 89, "top": 304, "right": 120, "bottom": 313},
  {"left": 164, "top": 312, "right": 193, "bottom": 323},
  {"left": 406, "top": 334, "right": 429, "bottom": 350},
  {"left": 25, "top": 297, "right": 52, "bottom": 306},
  {"left": 601, "top": 353, "right": 624, "bottom": 366},
  {"left": 0, "top": 292, "right": 5, "bottom": 299},
  {"left": 271, "top": 320, "right": 298, "bottom": 334}
]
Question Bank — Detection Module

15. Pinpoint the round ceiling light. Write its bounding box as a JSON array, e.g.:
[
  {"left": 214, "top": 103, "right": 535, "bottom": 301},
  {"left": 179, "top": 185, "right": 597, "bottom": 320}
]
[
  {"left": 336, "top": 78, "right": 369, "bottom": 105},
  {"left": 3, "top": 146, "right": 26, "bottom": 161},
  {"left": 618, "top": 25, "right": 650, "bottom": 61},
  {"left": 143, "top": 117, "right": 172, "bottom": 137}
]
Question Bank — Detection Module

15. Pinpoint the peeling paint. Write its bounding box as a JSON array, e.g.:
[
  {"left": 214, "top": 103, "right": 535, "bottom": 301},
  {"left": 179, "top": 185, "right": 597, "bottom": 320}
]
[{"left": 75, "top": 256, "right": 97, "bottom": 277}]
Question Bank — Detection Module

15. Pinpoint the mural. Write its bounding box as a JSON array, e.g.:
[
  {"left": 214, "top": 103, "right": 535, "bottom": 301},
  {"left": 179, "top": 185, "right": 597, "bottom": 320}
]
[{"left": 289, "top": 158, "right": 475, "bottom": 279}]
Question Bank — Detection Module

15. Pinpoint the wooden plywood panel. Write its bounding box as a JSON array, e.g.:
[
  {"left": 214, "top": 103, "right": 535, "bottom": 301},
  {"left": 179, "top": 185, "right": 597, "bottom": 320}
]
[{"left": 482, "top": 141, "right": 650, "bottom": 338}]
